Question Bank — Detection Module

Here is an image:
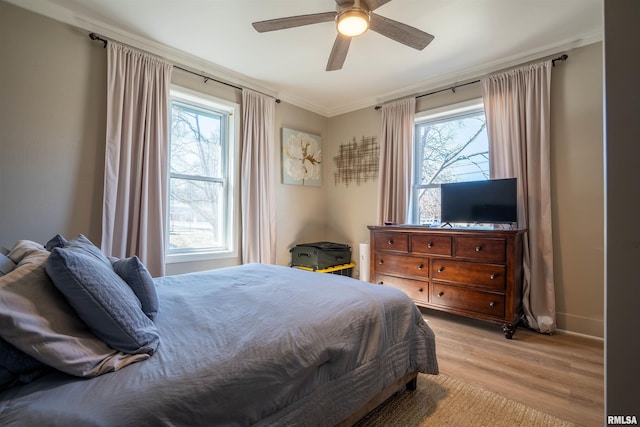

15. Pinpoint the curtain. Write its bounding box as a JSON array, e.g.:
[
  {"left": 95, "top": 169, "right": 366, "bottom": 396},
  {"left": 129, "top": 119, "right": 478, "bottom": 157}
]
[
  {"left": 101, "top": 42, "right": 172, "bottom": 277},
  {"left": 241, "top": 89, "right": 276, "bottom": 264},
  {"left": 481, "top": 60, "right": 556, "bottom": 333},
  {"left": 377, "top": 97, "right": 416, "bottom": 224}
]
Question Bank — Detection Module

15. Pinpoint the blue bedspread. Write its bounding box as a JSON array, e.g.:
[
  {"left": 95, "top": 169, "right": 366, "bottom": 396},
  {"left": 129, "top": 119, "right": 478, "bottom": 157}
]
[{"left": 0, "top": 264, "right": 438, "bottom": 426}]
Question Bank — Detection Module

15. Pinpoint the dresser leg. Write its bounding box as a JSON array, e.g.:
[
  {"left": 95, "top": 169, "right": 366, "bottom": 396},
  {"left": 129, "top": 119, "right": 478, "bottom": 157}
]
[{"left": 502, "top": 323, "right": 516, "bottom": 339}]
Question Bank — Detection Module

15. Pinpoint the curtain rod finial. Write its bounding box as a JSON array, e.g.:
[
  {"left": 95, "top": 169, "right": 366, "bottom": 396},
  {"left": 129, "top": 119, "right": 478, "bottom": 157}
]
[
  {"left": 552, "top": 53, "right": 568, "bottom": 66},
  {"left": 89, "top": 32, "right": 107, "bottom": 48}
]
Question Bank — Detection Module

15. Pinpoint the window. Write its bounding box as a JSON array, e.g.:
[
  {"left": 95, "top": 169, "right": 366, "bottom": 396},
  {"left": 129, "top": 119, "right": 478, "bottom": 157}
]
[
  {"left": 412, "top": 100, "right": 489, "bottom": 225},
  {"left": 167, "top": 87, "right": 238, "bottom": 261}
]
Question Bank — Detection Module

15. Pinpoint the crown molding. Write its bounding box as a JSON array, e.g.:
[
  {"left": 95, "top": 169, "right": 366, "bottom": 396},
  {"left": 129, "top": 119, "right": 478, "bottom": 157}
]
[
  {"left": 5, "top": 0, "right": 279, "bottom": 100},
  {"left": 298, "top": 28, "right": 603, "bottom": 118},
  {"left": 373, "top": 29, "right": 604, "bottom": 108},
  {"left": 6, "top": 0, "right": 603, "bottom": 118}
]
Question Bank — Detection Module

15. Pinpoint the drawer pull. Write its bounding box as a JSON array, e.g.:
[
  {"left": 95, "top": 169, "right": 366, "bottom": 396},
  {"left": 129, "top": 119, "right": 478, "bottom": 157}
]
[
  {"left": 475, "top": 246, "right": 482, "bottom": 252},
  {"left": 418, "top": 264, "right": 424, "bottom": 270},
  {"left": 417, "top": 288, "right": 424, "bottom": 293},
  {"left": 437, "top": 291, "right": 444, "bottom": 297},
  {"left": 387, "top": 239, "right": 393, "bottom": 245},
  {"left": 437, "top": 267, "right": 444, "bottom": 273},
  {"left": 378, "top": 281, "right": 384, "bottom": 285},
  {"left": 490, "top": 274, "right": 496, "bottom": 280},
  {"left": 378, "top": 260, "right": 384, "bottom": 265},
  {"left": 427, "top": 242, "right": 433, "bottom": 248},
  {"left": 489, "top": 301, "right": 497, "bottom": 307}
]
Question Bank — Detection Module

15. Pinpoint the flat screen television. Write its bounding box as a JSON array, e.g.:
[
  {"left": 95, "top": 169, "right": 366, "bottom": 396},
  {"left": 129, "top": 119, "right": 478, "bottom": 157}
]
[{"left": 440, "top": 178, "right": 517, "bottom": 225}]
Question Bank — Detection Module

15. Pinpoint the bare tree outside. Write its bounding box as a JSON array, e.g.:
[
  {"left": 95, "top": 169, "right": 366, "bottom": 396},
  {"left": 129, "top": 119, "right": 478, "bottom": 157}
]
[
  {"left": 169, "top": 101, "right": 226, "bottom": 251},
  {"left": 414, "top": 112, "right": 489, "bottom": 224}
]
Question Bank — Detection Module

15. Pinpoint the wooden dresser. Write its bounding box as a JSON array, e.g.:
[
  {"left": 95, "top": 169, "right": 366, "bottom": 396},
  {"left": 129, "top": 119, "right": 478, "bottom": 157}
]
[{"left": 368, "top": 225, "right": 524, "bottom": 338}]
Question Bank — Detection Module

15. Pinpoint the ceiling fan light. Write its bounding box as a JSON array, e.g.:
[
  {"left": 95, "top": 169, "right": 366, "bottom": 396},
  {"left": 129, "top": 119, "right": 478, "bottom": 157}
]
[{"left": 336, "top": 9, "right": 369, "bottom": 37}]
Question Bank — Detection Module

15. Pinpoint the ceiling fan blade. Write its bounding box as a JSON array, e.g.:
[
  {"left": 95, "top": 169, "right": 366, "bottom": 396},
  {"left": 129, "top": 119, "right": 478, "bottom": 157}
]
[
  {"left": 326, "top": 34, "right": 352, "bottom": 71},
  {"left": 361, "top": 0, "right": 392, "bottom": 12},
  {"left": 252, "top": 12, "right": 336, "bottom": 33},
  {"left": 369, "top": 13, "right": 434, "bottom": 50}
]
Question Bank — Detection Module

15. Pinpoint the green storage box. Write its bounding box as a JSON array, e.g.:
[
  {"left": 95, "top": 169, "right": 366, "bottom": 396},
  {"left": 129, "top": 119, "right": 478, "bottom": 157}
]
[{"left": 290, "top": 242, "right": 351, "bottom": 270}]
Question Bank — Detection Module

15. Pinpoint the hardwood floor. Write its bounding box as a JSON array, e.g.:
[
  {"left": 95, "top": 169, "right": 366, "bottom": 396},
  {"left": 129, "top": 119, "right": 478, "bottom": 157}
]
[{"left": 420, "top": 308, "right": 604, "bottom": 427}]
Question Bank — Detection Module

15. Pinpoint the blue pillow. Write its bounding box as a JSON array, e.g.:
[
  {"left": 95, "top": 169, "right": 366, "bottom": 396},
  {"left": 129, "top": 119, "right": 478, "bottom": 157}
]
[
  {"left": 0, "top": 253, "right": 15, "bottom": 277},
  {"left": 112, "top": 257, "right": 159, "bottom": 320},
  {"left": 65, "top": 234, "right": 111, "bottom": 266},
  {"left": 46, "top": 245, "right": 160, "bottom": 355},
  {"left": 45, "top": 234, "right": 68, "bottom": 252},
  {"left": 0, "top": 337, "right": 50, "bottom": 390}
]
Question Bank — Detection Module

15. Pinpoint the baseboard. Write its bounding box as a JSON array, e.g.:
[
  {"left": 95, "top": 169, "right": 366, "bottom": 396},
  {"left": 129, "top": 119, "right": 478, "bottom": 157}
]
[
  {"left": 555, "top": 311, "right": 604, "bottom": 339},
  {"left": 554, "top": 328, "right": 604, "bottom": 342}
]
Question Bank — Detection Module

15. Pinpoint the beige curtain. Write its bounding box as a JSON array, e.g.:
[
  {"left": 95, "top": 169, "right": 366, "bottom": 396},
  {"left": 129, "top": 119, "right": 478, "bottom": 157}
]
[
  {"left": 377, "top": 97, "right": 416, "bottom": 224},
  {"left": 241, "top": 89, "right": 276, "bottom": 264},
  {"left": 481, "top": 60, "right": 556, "bottom": 333},
  {"left": 101, "top": 42, "right": 172, "bottom": 277}
]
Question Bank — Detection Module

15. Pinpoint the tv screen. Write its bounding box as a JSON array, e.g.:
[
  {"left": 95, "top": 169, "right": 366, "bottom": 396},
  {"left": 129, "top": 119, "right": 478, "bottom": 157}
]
[{"left": 440, "top": 178, "right": 517, "bottom": 224}]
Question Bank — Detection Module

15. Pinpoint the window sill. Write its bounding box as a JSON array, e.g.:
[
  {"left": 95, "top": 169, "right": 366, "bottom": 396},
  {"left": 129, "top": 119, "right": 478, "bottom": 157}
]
[{"left": 165, "top": 249, "right": 238, "bottom": 264}]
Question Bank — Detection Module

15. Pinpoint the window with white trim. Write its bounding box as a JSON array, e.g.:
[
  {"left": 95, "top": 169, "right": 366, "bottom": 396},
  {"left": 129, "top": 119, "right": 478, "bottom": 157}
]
[
  {"left": 412, "top": 100, "right": 489, "bottom": 225},
  {"left": 167, "top": 87, "right": 238, "bottom": 261}
]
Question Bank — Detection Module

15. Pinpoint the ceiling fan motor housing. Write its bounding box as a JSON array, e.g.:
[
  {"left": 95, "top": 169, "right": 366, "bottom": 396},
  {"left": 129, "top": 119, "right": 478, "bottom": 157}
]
[{"left": 336, "top": 7, "right": 370, "bottom": 37}]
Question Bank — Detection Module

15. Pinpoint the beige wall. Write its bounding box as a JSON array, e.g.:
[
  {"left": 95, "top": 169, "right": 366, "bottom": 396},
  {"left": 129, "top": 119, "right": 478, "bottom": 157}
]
[
  {"left": 326, "top": 43, "right": 605, "bottom": 337},
  {"left": 0, "top": 2, "right": 106, "bottom": 248},
  {"left": 550, "top": 42, "right": 604, "bottom": 337},
  {"left": 274, "top": 102, "right": 329, "bottom": 265},
  {"left": 325, "top": 108, "right": 380, "bottom": 270},
  {"left": 0, "top": 2, "right": 604, "bottom": 337}
]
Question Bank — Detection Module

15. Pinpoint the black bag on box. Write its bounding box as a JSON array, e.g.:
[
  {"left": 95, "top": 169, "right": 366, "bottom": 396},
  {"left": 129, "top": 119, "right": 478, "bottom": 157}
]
[{"left": 290, "top": 242, "right": 351, "bottom": 270}]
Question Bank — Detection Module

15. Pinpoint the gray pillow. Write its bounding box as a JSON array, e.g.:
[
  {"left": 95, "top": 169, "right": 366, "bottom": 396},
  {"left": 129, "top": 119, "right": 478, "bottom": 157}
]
[
  {"left": 0, "top": 253, "right": 15, "bottom": 276},
  {"left": 112, "top": 256, "right": 159, "bottom": 320},
  {"left": 0, "top": 241, "right": 148, "bottom": 377},
  {"left": 0, "top": 337, "right": 50, "bottom": 390},
  {"left": 6, "top": 239, "right": 44, "bottom": 264},
  {"left": 46, "top": 245, "right": 160, "bottom": 355}
]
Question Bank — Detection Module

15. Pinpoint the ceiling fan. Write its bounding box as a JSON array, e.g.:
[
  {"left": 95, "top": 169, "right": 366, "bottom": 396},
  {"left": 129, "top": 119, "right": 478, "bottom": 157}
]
[{"left": 252, "top": 0, "right": 434, "bottom": 71}]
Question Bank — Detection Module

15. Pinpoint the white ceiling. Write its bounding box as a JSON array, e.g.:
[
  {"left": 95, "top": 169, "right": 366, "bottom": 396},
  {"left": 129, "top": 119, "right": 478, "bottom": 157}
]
[{"left": 9, "top": 0, "right": 603, "bottom": 117}]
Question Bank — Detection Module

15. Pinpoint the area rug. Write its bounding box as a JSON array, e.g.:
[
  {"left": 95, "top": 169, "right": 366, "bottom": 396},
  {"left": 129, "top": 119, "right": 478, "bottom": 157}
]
[{"left": 353, "top": 374, "right": 574, "bottom": 426}]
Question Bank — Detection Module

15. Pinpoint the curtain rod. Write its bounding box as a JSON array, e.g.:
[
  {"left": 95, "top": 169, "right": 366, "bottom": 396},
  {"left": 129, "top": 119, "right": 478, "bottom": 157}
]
[
  {"left": 374, "top": 53, "right": 569, "bottom": 110},
  {"left": 89, "top": 33, "right": 281, "bottom": 103}
]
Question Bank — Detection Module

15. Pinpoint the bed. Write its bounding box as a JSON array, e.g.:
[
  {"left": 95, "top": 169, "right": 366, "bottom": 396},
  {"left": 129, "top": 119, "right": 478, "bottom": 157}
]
[{"left": 0, "top": 237, "right": 438, "bottom": 426}]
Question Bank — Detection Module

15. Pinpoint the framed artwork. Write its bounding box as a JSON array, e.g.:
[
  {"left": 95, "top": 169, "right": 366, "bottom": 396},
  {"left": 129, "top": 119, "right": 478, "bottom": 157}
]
[
  {"left": 333, "top": 136, "right": 379, "bottom": 186},
  {"left": 281, "top": 128, "right": 322, "bottom": 186}
]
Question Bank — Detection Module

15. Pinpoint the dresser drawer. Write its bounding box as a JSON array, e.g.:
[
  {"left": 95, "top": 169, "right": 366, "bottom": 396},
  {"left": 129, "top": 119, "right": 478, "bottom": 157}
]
[
  {"left": 373, "top": 232, "right": 409, "bottom": 253},
  {"left": 455, "top": 237, "right": 506, "bottom": 262},
  {"left": 411, "top": 235, "right": 452, "bottom": 256},
  {"left": 431, "top": 283, "right": 505, "bottom": 318},
  {"left": 431, "top": 259, "right": 506, "bottom": 290},
  {"left": 374, "top": 253, "right": 429, "bottom": 278},
  {"left": 375, "top": 274, "right": 429, "bottom": 304}
]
